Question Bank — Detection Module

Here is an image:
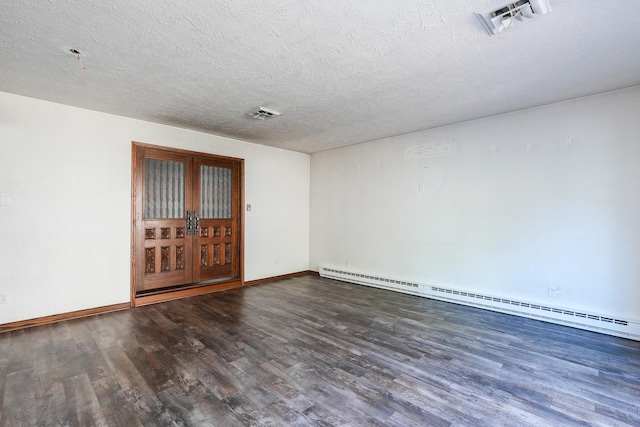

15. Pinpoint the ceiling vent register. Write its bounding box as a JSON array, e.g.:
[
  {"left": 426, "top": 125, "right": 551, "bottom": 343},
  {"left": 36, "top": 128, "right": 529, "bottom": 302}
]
[
  {"left": 476, "top": 0, "right": 551, "bottom": 35},
  {"left": 248, "top": 106, "right": 282, "bottom": 120}
]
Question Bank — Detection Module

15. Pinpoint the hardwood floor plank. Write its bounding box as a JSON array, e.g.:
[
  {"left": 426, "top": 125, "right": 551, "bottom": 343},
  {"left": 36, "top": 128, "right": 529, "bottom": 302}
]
[
  {"left": 99, "top": 346, "right": 168, "bottom": 425},
  {"left": 2, "top": 369, "right": 36, "bottom": 426},
  {"left": 5, "top": 330, "right": 34, "bottom": 375},
  {"left": 183, "top": 390, "right": 245, "bottom": 427},
  {"left": 32, "top": 330, "right": 73, "bottom": 426},
  {"left": 91, "top": 375, "right": 143, "bottom": 427},
  {"left": 71, "top": 373, "right": 106, "bottom": 426},
  {"left": 0, "top": 333, "right": 10, "bottom": 422},
  {"left": 2, "top": 275, "right": 640, "bottom": 426}
]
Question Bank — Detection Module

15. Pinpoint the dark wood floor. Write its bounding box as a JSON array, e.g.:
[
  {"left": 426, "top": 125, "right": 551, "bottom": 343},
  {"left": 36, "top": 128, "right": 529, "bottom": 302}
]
[{"left": 1, "top": 276, "right": 639, "bottom": 426}]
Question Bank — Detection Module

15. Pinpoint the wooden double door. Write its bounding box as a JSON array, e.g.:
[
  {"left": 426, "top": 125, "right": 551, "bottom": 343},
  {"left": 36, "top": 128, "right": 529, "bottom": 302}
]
[{"left": 132, "top": 143, "right": 242, "bottom": 299}]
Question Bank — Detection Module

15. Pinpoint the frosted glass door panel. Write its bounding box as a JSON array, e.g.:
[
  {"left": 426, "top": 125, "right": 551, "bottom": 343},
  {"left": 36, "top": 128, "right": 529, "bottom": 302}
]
[
  {"left": 144, "top": 158, "right": 185, "bottom": 219},
  {"left": 200, "top": 166, "right": 232, "bottom": 219}
]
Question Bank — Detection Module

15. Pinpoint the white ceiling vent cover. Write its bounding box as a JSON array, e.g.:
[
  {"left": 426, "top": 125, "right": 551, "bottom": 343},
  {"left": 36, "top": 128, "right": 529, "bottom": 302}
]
[
  {"left": 476, "top": 0, "right": 551, "bottom": 35},
  {"left": 248, "top": 106, "right": 282, "bottom": 120}
]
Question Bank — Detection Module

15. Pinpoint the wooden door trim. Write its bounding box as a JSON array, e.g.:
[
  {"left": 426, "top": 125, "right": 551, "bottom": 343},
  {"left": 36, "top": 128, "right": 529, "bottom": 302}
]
[
  {"left": 131, "top": 141, "right": 245, "bottom": 306},
  {"left": 132, "top": 141, "right": 244, "bottom": 163}
]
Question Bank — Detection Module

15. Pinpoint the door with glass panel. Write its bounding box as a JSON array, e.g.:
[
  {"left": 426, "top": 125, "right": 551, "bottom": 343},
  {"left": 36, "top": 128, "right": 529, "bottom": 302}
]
[
  {"left": 133, "top": 144, "right": 241, "bottom": 296},
  {"left": 193, "top": 157, "right": 240, "bottom": 283}
]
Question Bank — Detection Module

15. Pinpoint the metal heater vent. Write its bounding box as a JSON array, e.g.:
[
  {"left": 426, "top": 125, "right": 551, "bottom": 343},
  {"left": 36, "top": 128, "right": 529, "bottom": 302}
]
[
  {"left": 247, "top": 106, "right": 282, "bottom": 120},
  {"left": 476, "top": 0, "right": 551, "bottom": 35}
]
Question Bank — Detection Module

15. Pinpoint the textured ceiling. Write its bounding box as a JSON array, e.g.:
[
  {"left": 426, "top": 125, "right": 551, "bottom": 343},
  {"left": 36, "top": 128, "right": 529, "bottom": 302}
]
[{"left": 1, "top": 0, "right": 639, "bottom": 153}]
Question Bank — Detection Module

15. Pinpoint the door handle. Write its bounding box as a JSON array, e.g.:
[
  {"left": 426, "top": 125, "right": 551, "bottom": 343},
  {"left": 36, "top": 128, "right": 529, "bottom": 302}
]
[
  {"left": 186, "top": 210, "right": 193, "bottom": 235},
  {"left": 194, "top": 211, "right": 200, "bottom": 236}
]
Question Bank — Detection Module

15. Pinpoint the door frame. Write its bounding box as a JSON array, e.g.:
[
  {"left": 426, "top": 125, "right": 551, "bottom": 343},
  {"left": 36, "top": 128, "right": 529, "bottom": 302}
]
[{"left": 131, "top": 141, "right": 245, "bottom": 306}]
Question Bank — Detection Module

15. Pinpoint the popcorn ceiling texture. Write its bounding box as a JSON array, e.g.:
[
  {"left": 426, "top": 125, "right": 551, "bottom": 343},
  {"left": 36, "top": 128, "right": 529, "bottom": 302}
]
[{"left": 0, "top": 0, "right": 639, "bottom": 153}]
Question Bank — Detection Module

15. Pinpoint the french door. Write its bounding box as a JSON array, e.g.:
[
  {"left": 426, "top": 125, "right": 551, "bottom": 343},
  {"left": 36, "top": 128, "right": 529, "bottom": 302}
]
[{"left": 132, "top": 143, "right": 242, "bottom": 300}]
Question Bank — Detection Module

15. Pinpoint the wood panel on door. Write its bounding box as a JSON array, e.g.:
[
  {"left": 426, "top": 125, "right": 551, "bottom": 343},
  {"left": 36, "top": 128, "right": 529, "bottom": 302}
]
[{"left": 133, "top": 144, "right": 242, "bottom": 296}]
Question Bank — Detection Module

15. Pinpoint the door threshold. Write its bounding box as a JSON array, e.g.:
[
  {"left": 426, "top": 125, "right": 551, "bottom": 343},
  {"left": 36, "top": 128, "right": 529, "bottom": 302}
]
[{"left": 133, "top": 278, "right": 243, "bottom": 306}]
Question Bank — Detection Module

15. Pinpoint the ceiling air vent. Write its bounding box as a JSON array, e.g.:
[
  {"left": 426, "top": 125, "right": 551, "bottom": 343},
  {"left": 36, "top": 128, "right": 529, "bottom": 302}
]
[
  {"left": 247, "top": 106, "right": 282, "bottom": 120},
  {"left": 476, "top": 0, "right": 551, "bottom": 35}
]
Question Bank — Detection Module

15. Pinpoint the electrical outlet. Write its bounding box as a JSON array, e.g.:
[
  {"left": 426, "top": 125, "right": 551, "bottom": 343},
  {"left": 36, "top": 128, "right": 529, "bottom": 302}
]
[
  {"left": 548, "top": 287, "right": 559, "bottom": 297},
  {"left": 0, "top": 294, "right": 7, "bottom": 304}
]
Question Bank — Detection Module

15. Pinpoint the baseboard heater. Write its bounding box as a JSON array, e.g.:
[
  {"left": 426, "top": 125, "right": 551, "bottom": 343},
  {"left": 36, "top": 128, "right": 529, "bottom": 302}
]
[{"left": 319, "top": 267, "right": 640, "bottom": 341}]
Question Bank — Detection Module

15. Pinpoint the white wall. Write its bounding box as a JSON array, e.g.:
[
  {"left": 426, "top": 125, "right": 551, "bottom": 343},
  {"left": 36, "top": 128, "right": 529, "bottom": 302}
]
[
  {"left": 0, "top": 91, "right": 309, "bottom": 324},
  {"left": 310, "top": 86, "right": 640, "bottom": 321}
]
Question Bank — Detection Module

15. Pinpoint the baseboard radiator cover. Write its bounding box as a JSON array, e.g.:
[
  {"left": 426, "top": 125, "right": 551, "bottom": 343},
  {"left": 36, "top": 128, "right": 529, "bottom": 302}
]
[{"left": 319, "top": 267, "right": 640, "bottom": 341}]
